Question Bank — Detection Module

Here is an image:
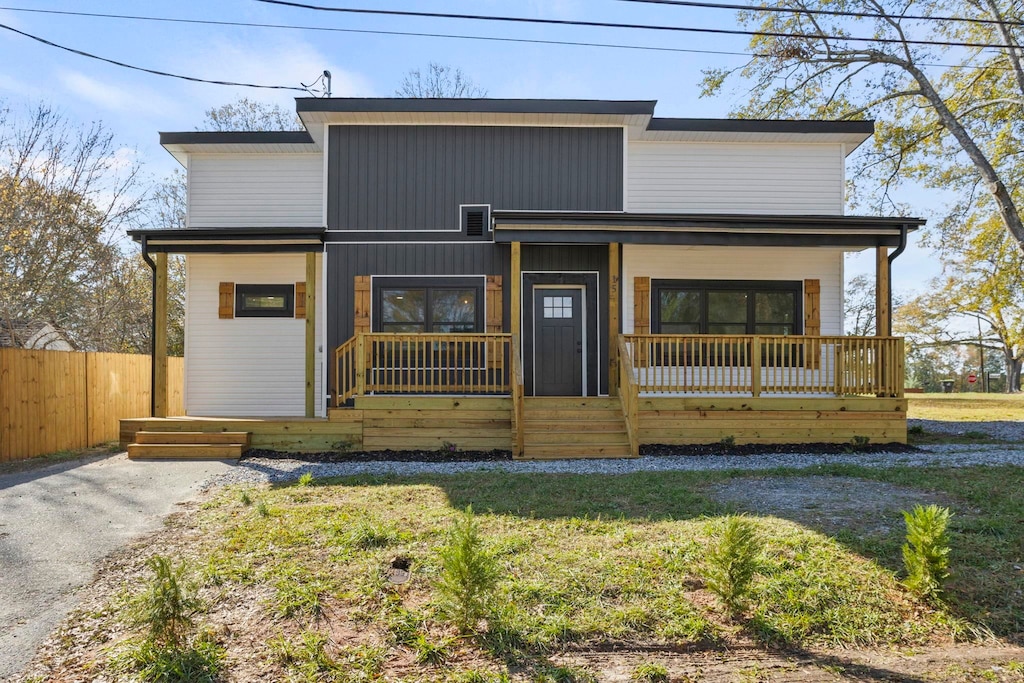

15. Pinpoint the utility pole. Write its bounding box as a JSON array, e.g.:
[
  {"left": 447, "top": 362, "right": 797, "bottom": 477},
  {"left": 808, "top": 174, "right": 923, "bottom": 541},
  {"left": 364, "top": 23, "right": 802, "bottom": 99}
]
[{"left": 978, "top": 316, "right": 987, "bottom": 393}]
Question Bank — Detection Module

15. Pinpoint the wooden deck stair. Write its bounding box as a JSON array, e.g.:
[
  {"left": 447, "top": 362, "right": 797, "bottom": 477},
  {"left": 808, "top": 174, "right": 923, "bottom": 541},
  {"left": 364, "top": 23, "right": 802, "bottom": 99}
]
[
  {"left": 520, "top": 397, "right": 634, "bottom": 459},
  {"left": 127, "top": 431, "right": 251, "bottom": 460}
]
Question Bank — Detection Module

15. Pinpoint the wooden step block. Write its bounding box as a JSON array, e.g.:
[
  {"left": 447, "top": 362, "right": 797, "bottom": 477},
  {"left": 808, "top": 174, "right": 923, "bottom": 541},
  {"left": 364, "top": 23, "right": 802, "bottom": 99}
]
[
  {"left": 520, "top": 444, "right": 634, "bottom": 459},
  {"left": 523, "top": 431, "right": 630, "bottom": 445},
  {"left": 522, "top": 408, "right": 625, "bottom": 420},
  {"left": 521, "top": 420, "right": 627, "bottom": 432},
  {"left": 127, "top": 443, "right": 248, "bottom": 460},
  {"left": 522, "top": 397, "right": 622, "bottom": 409},
  {"left": 133, "top": 431, "right": 251, "bottom": 445}
]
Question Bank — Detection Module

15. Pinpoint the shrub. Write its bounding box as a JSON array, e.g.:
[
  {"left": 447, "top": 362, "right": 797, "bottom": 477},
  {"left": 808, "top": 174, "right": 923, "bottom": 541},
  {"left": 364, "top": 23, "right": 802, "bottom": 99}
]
[
  {"left": 297, "top": 472, "right": 314, "bottom": 487},
  {"left": 131, "top": 556, "right": 201, "bottom": 647},
  {"left": 902, "top": 504, "right": 953, "bottom": 601},
  {"left": 703, "top": 515, "right": 762, "bottom": 615},
  {"left": 436, "top": 505, "right": 500, "bottom": 633}
]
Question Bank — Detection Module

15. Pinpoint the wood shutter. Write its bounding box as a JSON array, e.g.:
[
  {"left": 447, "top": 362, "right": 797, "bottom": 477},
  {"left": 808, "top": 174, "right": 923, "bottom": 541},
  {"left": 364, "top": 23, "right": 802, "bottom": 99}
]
[
  {"left": 353, "top": 275, "right": 371, "bottom": 335},
  {"left": 633, "top": 277, "right": 651, "bottom": 334},
  {"left": 803, "top": 279, "right": 820, "bottom": 335},
  {"left": 295, "top": 282, "right": 307, "bottom": 319},
  {"left": 803, "top": 279, "right": 821, "bottom": 369},
  {"left": 486, "top": 276, "right": 503, "bottom": 333},
  {"left": 486, "top": 275, "right": 503, "bottom": 369},
  {"left": 218, "top": 282, "right": 234, "bottom": 319}
]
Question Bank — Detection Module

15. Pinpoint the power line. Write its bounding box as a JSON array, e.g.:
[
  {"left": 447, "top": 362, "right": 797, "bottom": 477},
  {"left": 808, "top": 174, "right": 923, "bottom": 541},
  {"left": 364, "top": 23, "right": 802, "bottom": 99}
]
[
  {"left": 0, "top": 5, "right": 755, "bottom": 60},
  {"left": 616, "top": 0, "right": 1024, "bottom": 30},
  {"left": 254, "top": 0, "right": 1020, "bottom": 50},
  {"left": 0, "top": 4, "right": 1009, "bottom": 73},
  {"left": 0, "top": 21, "right": 308, "bottom": 91}
]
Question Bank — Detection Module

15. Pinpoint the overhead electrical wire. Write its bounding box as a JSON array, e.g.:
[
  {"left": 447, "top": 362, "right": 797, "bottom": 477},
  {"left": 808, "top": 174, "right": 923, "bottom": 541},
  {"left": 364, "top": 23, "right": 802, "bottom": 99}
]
[
  {"left": 616, "top": 0, "right": 1024, "bottom": 30},
  {"left": 254, "top": 0, "right": 1022, "bottom": 50},
  {"left": 0, "top": 21, "right": 308, "bottom": 91},
  {"left": 0, "top": 6, "right": 755, "bottom": 60}
]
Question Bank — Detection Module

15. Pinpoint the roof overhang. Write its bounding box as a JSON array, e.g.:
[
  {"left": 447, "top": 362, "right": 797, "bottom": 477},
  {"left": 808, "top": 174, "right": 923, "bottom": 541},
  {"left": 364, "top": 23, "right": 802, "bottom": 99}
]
[
  {"left": 129, "top": 227, "right": 325, "bottom": 253},
  {"left": 492, "top": 211, "right": 923, "bottom": 248},
  {"left": 158, "top": 131, "right": 318, "bottom": 166},
  {"left": 634, "top": 118, "right": 874, "bottom": 153}
]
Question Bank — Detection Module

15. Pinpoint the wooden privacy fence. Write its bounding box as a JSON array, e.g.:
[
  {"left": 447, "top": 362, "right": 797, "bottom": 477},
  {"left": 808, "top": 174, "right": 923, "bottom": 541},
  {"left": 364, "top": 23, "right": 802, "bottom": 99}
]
[{"left": 0, "top": 349, "right": 183, "bottom": 462}]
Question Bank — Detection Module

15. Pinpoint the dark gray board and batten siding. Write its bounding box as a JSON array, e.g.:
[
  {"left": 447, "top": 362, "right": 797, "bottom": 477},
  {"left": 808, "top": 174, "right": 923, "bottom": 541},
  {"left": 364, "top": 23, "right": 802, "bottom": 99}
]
[{"left": 327, "top": 126, "right": 624, "bottom": 231}]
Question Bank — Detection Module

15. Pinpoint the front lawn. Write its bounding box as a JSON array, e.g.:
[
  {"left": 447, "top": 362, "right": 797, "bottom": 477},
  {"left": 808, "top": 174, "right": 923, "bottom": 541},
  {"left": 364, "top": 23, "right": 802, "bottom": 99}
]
[
  {"left": 21, "top": 466, "right": 1024, "bottom": 682},
  {"left": 908, "top": 392, "right": 1024, "bottom": 421}
]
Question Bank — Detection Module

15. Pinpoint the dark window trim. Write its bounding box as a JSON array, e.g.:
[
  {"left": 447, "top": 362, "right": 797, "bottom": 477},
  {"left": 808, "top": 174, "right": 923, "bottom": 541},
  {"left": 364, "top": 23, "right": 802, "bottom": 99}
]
[
  {"left": 651, "top": 279, "right": 802, "bottom": 335},
  {"left": 235, "top": 284, "right": 295, "bottom": 318},
  {"left": 372, "top": 276, "right": 485, "bottom": 333}
]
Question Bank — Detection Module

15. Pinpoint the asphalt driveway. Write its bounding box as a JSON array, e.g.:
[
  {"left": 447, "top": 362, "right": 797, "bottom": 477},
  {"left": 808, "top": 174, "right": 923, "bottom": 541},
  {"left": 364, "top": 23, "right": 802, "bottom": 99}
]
[{"left": 0, "top": 453, "right": 233, "bottom": 681}]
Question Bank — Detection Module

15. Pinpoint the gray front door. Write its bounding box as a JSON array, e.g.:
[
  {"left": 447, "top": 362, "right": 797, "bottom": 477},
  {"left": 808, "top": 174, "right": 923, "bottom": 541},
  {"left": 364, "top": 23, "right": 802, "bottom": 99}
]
[{"left": 534, "top": 288, "right": 584, "bottom": 396}]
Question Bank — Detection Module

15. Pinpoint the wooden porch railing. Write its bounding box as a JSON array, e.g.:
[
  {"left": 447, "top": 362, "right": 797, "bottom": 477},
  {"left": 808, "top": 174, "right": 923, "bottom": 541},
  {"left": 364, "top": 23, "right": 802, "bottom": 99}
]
[
  {"left": 334, "top": 333, "right": 513, "bottom": 403},
  {"left": 621, "top": 334, "right": 904, "bottom": 397},
  {"left": 617, "top": 336, "right": 640, "bottom": 457}
]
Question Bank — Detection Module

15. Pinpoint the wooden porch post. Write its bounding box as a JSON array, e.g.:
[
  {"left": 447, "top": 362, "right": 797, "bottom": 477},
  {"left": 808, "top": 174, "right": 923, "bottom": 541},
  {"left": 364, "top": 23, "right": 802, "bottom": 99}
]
[
  {"left": 153, "top": 253, "right": 168, "bottom": 418},
  {"left": 608, "top": 243, "right": 620, "bottom": 396},
  {"left": 510, "top": 242, "right": 521, "bottom": 341},
  {"left": 305, "top": 252, "right": 317, "bottom": 418},
  {"left": 875, "top": 247, "right": 890, "bottom": 337}
]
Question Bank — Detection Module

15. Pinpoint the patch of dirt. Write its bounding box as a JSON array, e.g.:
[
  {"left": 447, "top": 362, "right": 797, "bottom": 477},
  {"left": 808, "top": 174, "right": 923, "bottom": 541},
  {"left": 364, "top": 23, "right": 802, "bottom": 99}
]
[
  {"left": 708, "top": 475, "right": 957, "bottom": 536},
  {"left": 642, "top": 442, "right": 919, "bottom": 457},
  {"left": 557, "top": 643, "right": 1024, "bottom": 682}
]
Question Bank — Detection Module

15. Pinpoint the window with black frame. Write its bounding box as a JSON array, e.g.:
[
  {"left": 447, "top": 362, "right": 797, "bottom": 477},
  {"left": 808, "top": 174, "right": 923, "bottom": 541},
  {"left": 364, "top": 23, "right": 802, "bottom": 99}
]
[
  {"left": 373, "top": 280, "right": 488, "bottom": 389},
  {"left": 653, "top": 280, "right": 802, "bottom": 366}
]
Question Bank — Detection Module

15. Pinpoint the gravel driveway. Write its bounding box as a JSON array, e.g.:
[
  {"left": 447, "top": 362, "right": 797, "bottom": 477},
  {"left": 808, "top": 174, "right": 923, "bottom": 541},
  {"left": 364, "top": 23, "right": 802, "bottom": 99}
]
[{"left": 0, "top": 453, "right": 233, "bottom": 681}]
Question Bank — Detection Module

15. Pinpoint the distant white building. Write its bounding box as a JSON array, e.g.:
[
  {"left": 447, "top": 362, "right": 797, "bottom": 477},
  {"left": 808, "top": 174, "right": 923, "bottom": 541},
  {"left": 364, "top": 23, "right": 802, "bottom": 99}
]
[{"left": 0, "top": 319, "right": 74, "bottom": 351}]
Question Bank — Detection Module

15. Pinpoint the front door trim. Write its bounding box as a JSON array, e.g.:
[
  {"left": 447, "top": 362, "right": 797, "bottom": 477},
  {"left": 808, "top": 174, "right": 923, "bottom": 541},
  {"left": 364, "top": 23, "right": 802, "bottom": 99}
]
[{"left": 521, "top": 271, "right": 600, "bottom": 397}]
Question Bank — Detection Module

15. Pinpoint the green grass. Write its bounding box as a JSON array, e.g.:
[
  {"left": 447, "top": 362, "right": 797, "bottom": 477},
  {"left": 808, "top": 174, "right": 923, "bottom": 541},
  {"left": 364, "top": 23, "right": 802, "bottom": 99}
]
[
  {"left": 907, "top": 392, "right": 1024, "bottom": 422},
  {"left": 42, "top": 466, "right": 1024, "bottom": 680}
]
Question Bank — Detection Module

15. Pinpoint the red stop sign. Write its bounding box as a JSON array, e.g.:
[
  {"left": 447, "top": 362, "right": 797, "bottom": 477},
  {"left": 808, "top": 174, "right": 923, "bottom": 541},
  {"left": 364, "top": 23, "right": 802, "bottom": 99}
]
[{"left": 968, "top": 373, "right": 978, "bottom": 384}]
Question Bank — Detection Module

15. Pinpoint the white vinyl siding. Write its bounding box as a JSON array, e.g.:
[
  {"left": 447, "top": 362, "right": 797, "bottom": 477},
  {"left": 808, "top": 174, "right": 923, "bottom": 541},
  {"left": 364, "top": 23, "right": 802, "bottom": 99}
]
[
  {"left": 621, "top": 245, "right": 846, "bottom": 335},
  {"left": 185, "top": 253, "right": 324, "bottom": 417},
  {"left": 627, "top": 142, "right": 844, "bottom": 215},
  {"left": 187, "top": 153, "right": 323, "bottom": 227}
]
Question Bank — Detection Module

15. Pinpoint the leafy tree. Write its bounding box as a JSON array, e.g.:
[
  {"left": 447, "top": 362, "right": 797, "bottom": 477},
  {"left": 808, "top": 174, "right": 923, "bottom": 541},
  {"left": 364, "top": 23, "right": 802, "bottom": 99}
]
[
  {"left": 0, "top": 101, "right": 147, "bottom": 351},
  {"left": 396, "top": 63, "right": 487, "bottom": 98},
  {"left": 896, "top": 215, "right": 1023, "bottom": 392},
  {"left": 701, "top": 0, "right": 1024, "bottom": 253},
  {"left": 200, "top": 97, "right": 301, "bottom": 131}
]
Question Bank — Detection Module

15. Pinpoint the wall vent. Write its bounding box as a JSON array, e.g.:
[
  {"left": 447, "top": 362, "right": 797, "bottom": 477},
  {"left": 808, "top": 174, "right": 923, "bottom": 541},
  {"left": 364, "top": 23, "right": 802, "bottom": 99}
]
[{"left": 460, "top": 205, "right": 491, "bottom": 240}]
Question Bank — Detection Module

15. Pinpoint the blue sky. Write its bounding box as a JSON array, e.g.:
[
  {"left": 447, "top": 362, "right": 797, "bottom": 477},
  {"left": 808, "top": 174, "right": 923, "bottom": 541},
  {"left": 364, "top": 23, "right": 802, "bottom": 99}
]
[{"left": 0, "top": 0, "right": 938, "bottom": 293}]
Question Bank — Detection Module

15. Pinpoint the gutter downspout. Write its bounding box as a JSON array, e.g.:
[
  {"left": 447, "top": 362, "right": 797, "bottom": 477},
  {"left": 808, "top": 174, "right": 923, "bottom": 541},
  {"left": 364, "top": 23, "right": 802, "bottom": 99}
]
[
  {"left": 140, "top": 236, "right": 157, "bottom": 417},
  {"left": 885, "top": 224, "right": 909, "bottom": 336}
]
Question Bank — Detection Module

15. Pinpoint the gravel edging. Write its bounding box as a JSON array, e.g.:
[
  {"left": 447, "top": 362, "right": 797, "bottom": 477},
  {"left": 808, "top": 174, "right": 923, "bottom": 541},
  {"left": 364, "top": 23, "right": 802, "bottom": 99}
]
[{"left": 207, "top": 442, "right": 1024, "bottom": 488}]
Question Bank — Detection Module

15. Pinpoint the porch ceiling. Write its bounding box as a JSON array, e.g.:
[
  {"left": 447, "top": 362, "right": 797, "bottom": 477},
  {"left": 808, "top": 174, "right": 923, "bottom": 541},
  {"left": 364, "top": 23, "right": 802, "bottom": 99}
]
[{"left": 492, "top": 211, "right": 924, "bottom": 248}]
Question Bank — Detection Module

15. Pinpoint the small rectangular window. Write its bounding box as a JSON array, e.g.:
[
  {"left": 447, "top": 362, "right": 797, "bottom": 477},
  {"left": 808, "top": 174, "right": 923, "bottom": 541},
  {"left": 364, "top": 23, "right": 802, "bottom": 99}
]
[{"left": 235, "top": 284, "right": 295, "bottom": 318}]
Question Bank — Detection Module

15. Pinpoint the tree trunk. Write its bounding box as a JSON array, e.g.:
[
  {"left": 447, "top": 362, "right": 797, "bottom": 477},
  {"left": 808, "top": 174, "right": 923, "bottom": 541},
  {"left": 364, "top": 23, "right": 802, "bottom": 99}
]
[{"left": 1005, "top": 353, "right": 1022, "bottom": 393}]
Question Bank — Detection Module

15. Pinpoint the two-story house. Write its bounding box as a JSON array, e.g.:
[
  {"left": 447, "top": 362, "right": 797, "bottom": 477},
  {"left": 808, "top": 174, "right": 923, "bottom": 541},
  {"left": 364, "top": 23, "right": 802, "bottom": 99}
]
[{"left": 122, "top": 98, "right": 921, "bottom": 459}]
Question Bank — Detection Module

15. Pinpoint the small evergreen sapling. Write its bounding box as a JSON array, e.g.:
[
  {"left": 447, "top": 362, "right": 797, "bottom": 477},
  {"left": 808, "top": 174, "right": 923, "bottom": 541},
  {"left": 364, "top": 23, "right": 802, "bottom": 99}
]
[
  {"left": 901, "top": 504, "right": 952, "bottom": 601},
  {"left": 436, "top": 505, "right": 500, "bottom": 633},
  {"left": 703, "top": 515, "right": 762, "bottom": 615}
]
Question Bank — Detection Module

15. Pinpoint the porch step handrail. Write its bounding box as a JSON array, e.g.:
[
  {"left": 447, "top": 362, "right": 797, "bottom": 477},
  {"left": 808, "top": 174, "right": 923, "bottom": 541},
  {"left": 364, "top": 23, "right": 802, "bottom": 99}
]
[
  {"left": 511, "top": 335, "right": 525, "bottom": 458},
  {"left": 617, "top": 335, "right": 640, "bottom": 457},
  {"left": 334, "top": 333, "right": 513, "bottom": 403},
  {"left": 622, "top": 334, "right": 904, "bottom": 398}
]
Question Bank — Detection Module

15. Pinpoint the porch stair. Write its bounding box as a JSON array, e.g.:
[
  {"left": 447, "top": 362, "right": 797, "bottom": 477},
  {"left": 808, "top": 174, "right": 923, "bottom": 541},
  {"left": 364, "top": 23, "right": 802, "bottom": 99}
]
[
  {"left": 520, "top": 397, "right": 634, "bottom": 459},
  {"left": 126, "top": 431, "right": 251, "bottom": 460}
]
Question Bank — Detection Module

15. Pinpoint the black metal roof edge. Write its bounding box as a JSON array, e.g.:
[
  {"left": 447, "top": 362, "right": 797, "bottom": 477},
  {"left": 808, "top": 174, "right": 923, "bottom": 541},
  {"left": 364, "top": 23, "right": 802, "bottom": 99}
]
[
  {"left": 646, "top": 118, "right": 875, "bottom": 135},
  {"left": 493, "top": 230, "right": 906, "bottom": 248},
  {"left": 491, "top": 211, "right": 924, "bottom": 228},
  {"left": 296, "top": 97, "right": 658, "bottom": 115},
  {"left": 129, "top": 227, "right": 325, "bottom": 241},
  {"left": 159, "top": 131, "right": 315, "bottom": 146}
]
